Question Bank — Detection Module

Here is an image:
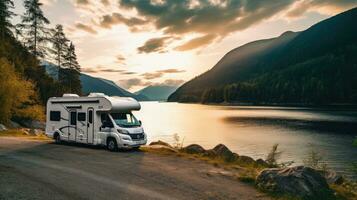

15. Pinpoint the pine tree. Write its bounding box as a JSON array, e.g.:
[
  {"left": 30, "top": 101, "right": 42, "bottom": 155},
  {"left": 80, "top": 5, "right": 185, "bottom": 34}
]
[
  {"left": 62, "top": 42, "right": 82, "bottom": 94},
  {"left": 19, "top": 0, "right": 50, "bottom": 58},
  {"left": 49, "top": 24, "right": 68, "bottom": 68},
  {"left": 0, "top": 0, "right": 15, "bottom": 38}
]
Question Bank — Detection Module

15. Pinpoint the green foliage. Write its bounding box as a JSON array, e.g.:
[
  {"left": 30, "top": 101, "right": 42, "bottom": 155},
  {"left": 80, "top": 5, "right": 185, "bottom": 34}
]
[
  {"left": 0, "top": 58, "right": 43, "bottom": 123},
  {"left": 49, "top": 24, "right": 68, "bottom": 67},
  {"left": 303, "top": 145, "right": 327, "bottom": 171},
  {"left": 172, "top": 133, "right": 184, "bottom": 149},
  {"left": 353, "top": 137, "right": 357, "bottom": 147},
  {"left": 265, "top": 144, "right": 282, "bottom": 167},
  {"left": 19, "top": 0, "right": 50, "bottom": 58},
  {"left": 0, "top": 0, "right": 15, "bottom": 38}
]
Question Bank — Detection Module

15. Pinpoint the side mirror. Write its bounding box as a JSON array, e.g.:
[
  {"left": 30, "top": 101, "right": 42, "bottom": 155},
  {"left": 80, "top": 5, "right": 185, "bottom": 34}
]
[{"left": 139, "top": 120, "right": 142, "bottom": 125}]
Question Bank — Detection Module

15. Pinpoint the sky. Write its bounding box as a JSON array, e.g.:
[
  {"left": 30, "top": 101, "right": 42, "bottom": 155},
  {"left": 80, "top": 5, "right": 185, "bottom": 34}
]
[{"left": 12, "top": 0, "right": 357, "bottom": 92}]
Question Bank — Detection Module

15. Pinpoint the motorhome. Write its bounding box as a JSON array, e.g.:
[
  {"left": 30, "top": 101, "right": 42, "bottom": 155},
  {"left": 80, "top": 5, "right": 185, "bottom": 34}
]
[{"left": 45, "top": 93, "right": 147, "bottom": 151}]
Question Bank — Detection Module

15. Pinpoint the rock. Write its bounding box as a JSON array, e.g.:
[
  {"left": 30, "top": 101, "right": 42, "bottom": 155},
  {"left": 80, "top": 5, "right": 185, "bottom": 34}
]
[
  {"left": 237, "top": 155, "right": 256, "bottom": 165},
  {"left": 256, "top": 166, "right": 334, "bottom": 199},
  {"left": 201, "top": 144, "right": 238, "bottom": 162},
  {"left": 18, "top": 120, "right": 45, "bottom": 130},
  {"left": 319, "top": 170, "right": 344, "bottom": 185},
  {"left": 256, "top": 158, "right": 269, "bottom": 167},
  {"left": 149, "top": 140, "right": 172, "bottom": 148},
  {"left": 29, "top": 129, "right": 43, "bottom": 136},
  {"left": 0, "top": 124, "right": 7, "bottom": 131},
  {"left": 183, "top": 144, "right": 206, "bottom": 154},
  {"left": 203, "top": 149, "right": 217, "bottom": 158},
  {"left": 10, "top": 121, "right": 21, "bottom": 128}
]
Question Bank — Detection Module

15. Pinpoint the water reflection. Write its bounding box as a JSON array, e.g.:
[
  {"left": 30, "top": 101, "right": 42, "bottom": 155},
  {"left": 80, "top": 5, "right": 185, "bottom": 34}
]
[{"left": 134, "top": 102, "right": 357, "bottom": 179}]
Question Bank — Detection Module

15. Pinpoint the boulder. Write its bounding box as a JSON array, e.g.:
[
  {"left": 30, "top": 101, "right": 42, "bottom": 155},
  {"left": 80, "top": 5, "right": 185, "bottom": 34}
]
[
  {"left": 149, "top": 140, "right": 172, "bottom": 148},
  {"left": 201, "top": 144, "right": 239, "bottom": 162},
  {"left": 256, "top": 166, "right": 334, "bottom": 199},
  {"left": 256, "top": 158, "right": 269, "bottom": 167},
  {"left": 319, "top": 170, "right": 344, "bottom": 185},
  {"left": 18, "top": 120, "right": 45, "bottom": 130},
  {"left": 10, "top": 121, "right": 21, "bottom": 128},
  {"left": 183, "top": 144, "right": 206, "bottom": 154},
  {"left": 0, "top": 124, "right": 7, "bottom": 131},
  {"left": 237, "top": 155, "right": 256, "bottom": 165},
  {"left": 29, "top": 129, "right": 43, "bottom": 136},
  {"left": 203, "top": 149, "right": 218, "bottom": 158}
]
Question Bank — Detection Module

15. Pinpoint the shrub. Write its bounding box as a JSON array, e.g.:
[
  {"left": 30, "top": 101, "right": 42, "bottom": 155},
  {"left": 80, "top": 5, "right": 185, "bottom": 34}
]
[
  {"left": 266, "top": 144, "right": 282, "bottom": 167},
  {"left": 0, "top": 58, "right": 41, "bottom": 124}
]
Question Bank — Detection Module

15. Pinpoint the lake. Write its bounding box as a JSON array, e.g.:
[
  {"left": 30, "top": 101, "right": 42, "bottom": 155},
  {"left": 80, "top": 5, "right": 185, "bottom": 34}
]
[{"left": 134, "top": 102, "right": 357, "bottom": 179}]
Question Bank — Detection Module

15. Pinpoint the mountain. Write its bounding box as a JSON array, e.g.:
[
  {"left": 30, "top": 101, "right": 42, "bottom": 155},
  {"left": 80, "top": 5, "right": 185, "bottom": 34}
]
[
  {"left": 135, "top": 85, "right": 178, "bottom": 101},
  {"left": 169, "top": 8, "right": 357, "bottom": 104},
  {"left": 43, "top": 62, "right": 148, "bottom": 101}
]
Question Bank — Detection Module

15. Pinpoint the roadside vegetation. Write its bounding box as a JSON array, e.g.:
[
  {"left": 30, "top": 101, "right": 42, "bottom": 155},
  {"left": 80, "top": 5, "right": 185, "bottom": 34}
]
[
  {"left": 143, "top": 134, "right": 357, "bottom": 200},
  {"left": 0, "top": 129, "right": 49, "bottom": 140},
  {"left": 0, "top": 0, "right": 82, "bottom": 126}
]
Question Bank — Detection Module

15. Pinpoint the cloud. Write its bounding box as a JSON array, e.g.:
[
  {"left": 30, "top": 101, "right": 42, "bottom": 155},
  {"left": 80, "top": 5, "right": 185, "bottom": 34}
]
[
  {"left": 286, "top": 0, "right": 357, "bottom": 18},
  {"left": 117, "top": 78, "right": 185, "bottom": 89},
  {"left": 119, "top": 0, "right": 356, "bottom": 51},
  {"left": 157, "top": 69, "right": 185, "bottom": 73},
  {"left": 75, "top": 0, "right": 90, "bottom": 6},
  {"left": 156, "top": 79, "right": 185, "bottom": 87},
  {"left": 81, "top": 66, "right": 126, "bottom": 73},
  {"left": 141, "top": 68, "right": 186, "bottom": 80},
  {"left": 75, "top": 22, "right": 98, "bottom": 34},
  {"left": 115, "top": 54, "right": 126, "bottom": 64},
  {"left": 117, "top": 78, "right": 152, "bottom": 89},
  {"left": 99, "top": 12, "right": 147, "bottom": 29},
  {"left": 137, "top": 37, "right": 170, "bottom": 53},
  {"left": 101, "top": 0, "right": 110, "bottom": 6},
  {"left": 175, "top": 34, "right": 218, "bottom": 51},
  {"left": 141, "top": 72, "right": 163, "bottom": 79}
]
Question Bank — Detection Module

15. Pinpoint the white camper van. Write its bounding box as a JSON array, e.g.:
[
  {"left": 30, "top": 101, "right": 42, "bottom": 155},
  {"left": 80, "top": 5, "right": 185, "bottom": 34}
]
[{"left": 45, "top": 93, "right": 147, "bottom": 151}]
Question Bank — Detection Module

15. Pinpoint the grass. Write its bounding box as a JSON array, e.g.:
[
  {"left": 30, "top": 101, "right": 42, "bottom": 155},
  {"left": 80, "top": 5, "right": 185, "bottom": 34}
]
[{"left": 0, "top": 129, "right": 50, "bottom": 140}]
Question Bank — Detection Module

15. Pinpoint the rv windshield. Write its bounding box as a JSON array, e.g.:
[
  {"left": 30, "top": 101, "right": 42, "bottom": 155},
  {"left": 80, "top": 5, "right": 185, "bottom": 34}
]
[{"left": 110, "top": 113, "right": 141, "bottom": 128}]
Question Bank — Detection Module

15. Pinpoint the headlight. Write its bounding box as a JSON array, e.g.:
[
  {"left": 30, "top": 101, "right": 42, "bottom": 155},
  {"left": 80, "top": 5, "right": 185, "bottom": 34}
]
[{"left": 118, "top": 129, "right": 129, "bottom": 135}]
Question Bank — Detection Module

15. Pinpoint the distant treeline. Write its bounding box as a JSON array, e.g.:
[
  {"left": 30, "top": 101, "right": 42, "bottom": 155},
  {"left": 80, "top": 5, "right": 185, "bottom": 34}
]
[
  {"left": 200, "top": 47, "right": 357, "bottom": 105},
  {"left": 0, "top": 0, "right": 81, "bottom": 123}
]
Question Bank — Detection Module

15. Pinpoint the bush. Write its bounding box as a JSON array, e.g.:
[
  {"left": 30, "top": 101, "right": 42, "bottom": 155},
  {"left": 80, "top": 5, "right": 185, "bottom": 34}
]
[
  {"left": 266, "top": 144, "right": 281, "bottom": 167},
  {"left": 303, "top": 145, "right": 327, "bottom": 171},
  {"left": 0, "top": 58, "right": 40, "bottom": 124}
]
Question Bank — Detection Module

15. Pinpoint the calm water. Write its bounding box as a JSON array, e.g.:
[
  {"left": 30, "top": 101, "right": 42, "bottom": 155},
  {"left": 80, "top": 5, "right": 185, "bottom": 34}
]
[{"left": 134, "top": 102, "right": 357, "bottom": 179}]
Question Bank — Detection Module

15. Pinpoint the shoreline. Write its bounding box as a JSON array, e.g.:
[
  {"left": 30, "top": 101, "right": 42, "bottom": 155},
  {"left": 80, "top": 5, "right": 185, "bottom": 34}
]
[{"left": 162, "top": 101, "right": 357, "bottom": 110}]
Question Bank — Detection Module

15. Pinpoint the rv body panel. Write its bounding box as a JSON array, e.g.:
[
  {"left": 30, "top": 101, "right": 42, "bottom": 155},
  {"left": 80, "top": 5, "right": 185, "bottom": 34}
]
[{"left": 46, "top": 93, "right": 147, "bottom": 149}]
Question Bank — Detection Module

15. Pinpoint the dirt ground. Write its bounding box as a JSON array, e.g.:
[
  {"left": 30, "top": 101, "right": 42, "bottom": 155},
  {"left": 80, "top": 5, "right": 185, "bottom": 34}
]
[{"left": 0, "top": 137, "right": 271, "bottom": 200}]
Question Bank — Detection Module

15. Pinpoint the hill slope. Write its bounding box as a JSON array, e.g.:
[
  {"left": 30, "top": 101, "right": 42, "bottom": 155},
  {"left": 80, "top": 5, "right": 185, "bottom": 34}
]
[
  {"left": 43, "top": 62, "right": 148, "bottom": 101},
  {"left": 135, "top": 85, "right": 178, "bottom": 101},
  {"left": 169, "top": 8, "right": 357, "bottom": 104}
]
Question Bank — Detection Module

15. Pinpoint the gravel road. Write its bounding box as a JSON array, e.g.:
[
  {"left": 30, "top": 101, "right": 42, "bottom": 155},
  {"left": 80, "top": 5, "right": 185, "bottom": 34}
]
[{"left": 0, "top": 137, "right": 270, "bottom": 200}]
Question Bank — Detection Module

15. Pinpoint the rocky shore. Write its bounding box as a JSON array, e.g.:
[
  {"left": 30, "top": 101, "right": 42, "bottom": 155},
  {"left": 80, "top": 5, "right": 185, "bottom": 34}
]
[{"left": 146, "top": 141, "right": 357, "bottom": 200}]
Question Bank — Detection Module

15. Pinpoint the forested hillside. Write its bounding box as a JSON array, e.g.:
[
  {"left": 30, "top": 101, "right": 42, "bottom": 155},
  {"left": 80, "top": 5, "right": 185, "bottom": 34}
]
[
  {"left": 168, "top": 8, "right": 357, "bottom": 105},
  {"left": 0, "top": 0, "right": 81, "bottom": 124}
]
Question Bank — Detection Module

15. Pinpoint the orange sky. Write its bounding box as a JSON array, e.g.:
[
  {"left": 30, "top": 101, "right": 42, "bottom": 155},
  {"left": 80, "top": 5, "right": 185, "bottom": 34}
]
[{"left": 13, "top": 0, "right": 357, "bottom": 92}]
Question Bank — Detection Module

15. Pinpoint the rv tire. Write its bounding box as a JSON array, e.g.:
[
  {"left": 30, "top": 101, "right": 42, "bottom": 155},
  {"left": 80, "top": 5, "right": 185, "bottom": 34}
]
[
  {"left": 54, "top": 133, "right": 61, "bottom": 144},
  {"left": 107, "top": 138, "right": 118, "bottom": 152}
]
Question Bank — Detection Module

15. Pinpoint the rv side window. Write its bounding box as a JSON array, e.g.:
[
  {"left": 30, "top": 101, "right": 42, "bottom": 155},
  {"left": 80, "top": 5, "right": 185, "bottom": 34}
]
[
  {"left": 78, "top": 112, "right": 86, "bottom": 121},
  {"left": 88, "top": 110, "right": 93, "bottom": 123},
  {"left": 70, "top": 112, "right": 77, "bottom": 125},
  {"left": 50, "top": 111, "right": 61, "bottom": 121}
]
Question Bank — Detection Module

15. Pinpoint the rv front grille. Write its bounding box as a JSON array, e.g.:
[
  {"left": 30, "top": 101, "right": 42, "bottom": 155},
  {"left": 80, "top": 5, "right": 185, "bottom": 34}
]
[{"left": 129, "top": 133, "right": 144, "bottom": 140}]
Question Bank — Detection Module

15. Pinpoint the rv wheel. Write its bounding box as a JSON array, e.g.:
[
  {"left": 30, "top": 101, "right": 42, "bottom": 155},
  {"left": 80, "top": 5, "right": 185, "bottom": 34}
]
[
  {"left": 107, "top": 138, "right": 118, "bottom": 152},
  {"left": 54, "top": 133, "right": 61, "bottom": 144}
]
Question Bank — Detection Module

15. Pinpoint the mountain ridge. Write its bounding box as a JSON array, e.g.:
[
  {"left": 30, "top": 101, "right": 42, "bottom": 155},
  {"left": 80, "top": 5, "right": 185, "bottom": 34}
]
[{"left": 168, "top": 7, "right": 357, "bottom": 104}]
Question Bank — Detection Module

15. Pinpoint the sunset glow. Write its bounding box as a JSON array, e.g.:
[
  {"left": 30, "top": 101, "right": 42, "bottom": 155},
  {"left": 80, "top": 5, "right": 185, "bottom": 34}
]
[{"left": 13, "top": 0, "right": 357, "bottom": 92}]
